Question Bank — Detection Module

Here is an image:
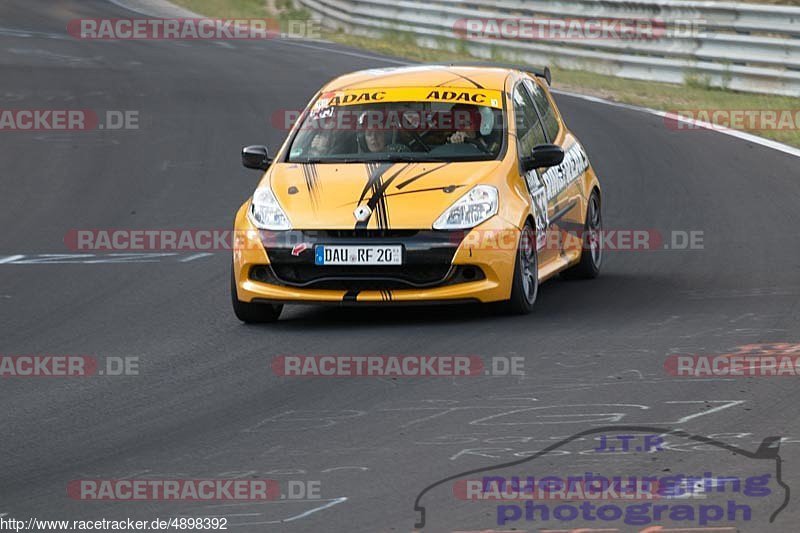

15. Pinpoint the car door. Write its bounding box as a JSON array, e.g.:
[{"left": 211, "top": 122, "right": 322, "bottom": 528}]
[
  {"left": 523, "top": 77, "right": 584, "bottom": 258},
  {"left": 511, "top": 80, "right": 557, "bottom": 265}
]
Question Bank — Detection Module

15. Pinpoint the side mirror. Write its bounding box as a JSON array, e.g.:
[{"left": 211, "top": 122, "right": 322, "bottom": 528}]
[
  {"left": 522, "top": 143, "right": 564, "bottom": 172},
  {"left": 242, "top": 145, "right": 272, "bottom": 170}
]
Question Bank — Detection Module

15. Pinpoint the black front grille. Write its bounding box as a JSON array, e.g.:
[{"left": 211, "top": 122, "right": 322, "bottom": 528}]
[
  {"left": 254, "top": 229, "right": 474, "bottom": 291},
  {"left": 320, "top": 230, "right": 419, "bottom": 239},
  {"left": 271, "top": 263, "right": 451, "bottom": 287},
  {"left": 250, "top": 264, "right": 484, "bottom": 291}
]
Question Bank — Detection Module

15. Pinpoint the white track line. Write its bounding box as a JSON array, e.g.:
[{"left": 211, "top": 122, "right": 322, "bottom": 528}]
[
  {"left": 266, "top": 39, "right": 409, "bottom": 65},
  {"left": 231, "top": 497, "right": 349, "bottom": 526},
  {"left": 180, "top": 252, "right": 214, "bottom": 262},
  {"left": 552, "top": 89, "right": 800, "bottom": 160},
  {"left": 108, "top": 0, "right": 198, "bottom": 17}
]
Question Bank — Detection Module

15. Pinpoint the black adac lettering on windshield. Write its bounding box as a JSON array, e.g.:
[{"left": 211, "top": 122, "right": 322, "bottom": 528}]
[
  {"left": 328, "top": 91, "right": 386, "bottom": 106},
  {"left": 425, "top": 90, "right": 485, "bottom": 104}
]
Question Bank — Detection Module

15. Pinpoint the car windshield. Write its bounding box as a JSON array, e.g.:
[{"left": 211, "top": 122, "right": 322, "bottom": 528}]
[{"left": 287, "top": 88, "right": 505, "bottom": 163}]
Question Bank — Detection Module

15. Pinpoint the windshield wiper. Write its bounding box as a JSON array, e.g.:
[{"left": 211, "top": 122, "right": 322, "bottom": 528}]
[
  {"left": 294, "top": 158, "right": 363, "bottom": 164},
  {"left": 367, "top": 154, "right": 455, "bottom": 163},
  {"left": 292, "top": 155, "right": 490, "bottom": 164}
]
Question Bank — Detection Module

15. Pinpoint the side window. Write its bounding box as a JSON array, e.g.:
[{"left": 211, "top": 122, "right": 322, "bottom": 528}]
[
  {"left": 525, "top": 79, "right": 560, "bottom": 142},
  {"left": 512, "top": 83, "right": 547, "bottom": 159}
]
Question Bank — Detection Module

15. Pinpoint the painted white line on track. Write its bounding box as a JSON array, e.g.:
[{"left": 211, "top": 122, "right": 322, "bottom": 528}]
[
  {"left": 108, "top": 0, "right": 199, "bottom": 18},
  {"left": 0, "top": 253, "right": 214, "bottom": 264},
  {"left": 196, "top": 513, "right": 262, "bottom": 517},
  {"left": 0, "top": 27, "right": 68, "bottom": 40},
  {"left": 265, "top": 39, "right": 409, "bottom": 65},
  {"left": 552, "top": 89, "right": 800, "bottom": 160},
  {"left": 230, "top": 497, "right": 349, "bottom": 526},
  {"left": 180, "top": 252, "right": 214, "bottom": 262},
  {"left": 276, "top": 497, "right": 348, "bottom": 523},
  {"left": 667, "top": 399, "right": 746, "bottom": 424}
]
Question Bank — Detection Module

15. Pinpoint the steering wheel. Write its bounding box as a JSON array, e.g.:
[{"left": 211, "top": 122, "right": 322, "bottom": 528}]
[{"left": 406, "top": 130, "right": 431, "bottom": 152}]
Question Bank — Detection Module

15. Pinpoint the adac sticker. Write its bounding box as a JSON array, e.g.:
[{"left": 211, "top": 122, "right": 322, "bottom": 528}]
[{"left": 313, "top": 87, "right": 504, "bottom": 109}]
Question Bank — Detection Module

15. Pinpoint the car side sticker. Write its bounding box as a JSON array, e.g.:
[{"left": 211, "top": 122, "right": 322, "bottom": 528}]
[
  {"left": 523, "top": 142, "right": 589, "bottom": 250},
  {"left": 540, "top": 142, "right": 589, "bottom": 202},
  {"left": 524, "top": 172, "right": 549, "bottom": 251}
]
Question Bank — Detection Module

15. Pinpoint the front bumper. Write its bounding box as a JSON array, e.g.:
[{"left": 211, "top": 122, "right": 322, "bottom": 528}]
[{"left": 232, "top": 205, "right": 519, "bottom": 305}]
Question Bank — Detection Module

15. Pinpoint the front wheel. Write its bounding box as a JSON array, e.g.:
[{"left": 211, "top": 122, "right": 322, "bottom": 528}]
[
  {"left": 561, "top": 190, "right": 602, "bottom": 280},
  {"left": 231, "top": 264, "right": 283, "bottom": 323},
  {"left": 503, "top": 222, "right": 538, "bottom": 314}
]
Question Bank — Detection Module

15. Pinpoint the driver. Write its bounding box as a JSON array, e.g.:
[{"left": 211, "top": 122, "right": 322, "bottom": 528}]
[
  {"left": 357, "top": 110, "right": 410, "bottom": 153},
  {"left": 308, "top": 129, "right": 334, "bottom": 156},
  {"left": 364, "top": 125, "right": 387, "bottom": 152}
]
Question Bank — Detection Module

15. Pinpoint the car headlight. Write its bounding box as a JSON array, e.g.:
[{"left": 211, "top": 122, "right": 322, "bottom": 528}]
[
  {"left": 433, "top": 185, "right": 498, "bottom": 230},
  {"left": 248, "top": 186, "right": 291, "bottom": 230}
]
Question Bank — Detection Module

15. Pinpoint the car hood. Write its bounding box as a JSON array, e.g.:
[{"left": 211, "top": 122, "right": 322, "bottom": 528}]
[{"left": 267, "top": 160, "right": 503, "bottom": 230}]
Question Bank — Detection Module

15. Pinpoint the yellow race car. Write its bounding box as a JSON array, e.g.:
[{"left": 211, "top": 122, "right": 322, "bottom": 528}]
[{"left": 232, "top": 64, "right": 602, "bottom": 322}]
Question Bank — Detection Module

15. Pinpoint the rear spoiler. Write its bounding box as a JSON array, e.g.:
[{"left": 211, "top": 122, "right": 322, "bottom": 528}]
[{"left": 444, "top": 62, "right": 552, "bottom": 86}]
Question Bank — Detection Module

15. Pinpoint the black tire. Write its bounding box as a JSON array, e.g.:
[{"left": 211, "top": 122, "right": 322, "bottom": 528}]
[
  {"left": 561, "top": 190, "right": 602, "bottom": 280},
  {"left": 231, "top": 264, "right": 283, "bottom": 323},
  {"left": 503, "top": 222, "right": 538, "bottom": 314}
]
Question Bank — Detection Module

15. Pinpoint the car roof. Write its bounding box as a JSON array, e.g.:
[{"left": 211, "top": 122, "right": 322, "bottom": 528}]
[{"left": 322, "top": 65, "right": 519, "bottom": 92}]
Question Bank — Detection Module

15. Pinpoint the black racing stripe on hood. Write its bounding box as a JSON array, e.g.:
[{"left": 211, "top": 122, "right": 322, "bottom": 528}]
[
  {"left": 394, "top": 163, "right": 449, "bottom": 190},
  {"left": 356, "top": 163, "right": 409, "bottom": 230},
  {"left": 370, "top": 177, "right": 387, "bottom": 230},
  {"left": 301, "top": 163, "right": 320, "bottom": 207},
  {"left": 356, "top": 162, "right": 391, "bottom": 230},
  {"left": 358, "top": 162, "right": 391, "bottom": 205},
  {"left": 363, "top": 164, "right": 411, "bottom": 229},
  {"left": 440, "top": 69, "right": 484, "bottom": 89}
]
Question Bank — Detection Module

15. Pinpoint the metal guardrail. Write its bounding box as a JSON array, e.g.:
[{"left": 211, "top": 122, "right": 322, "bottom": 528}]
[{"left": 297, "top": 0, "right": 800, "bottom": 96}]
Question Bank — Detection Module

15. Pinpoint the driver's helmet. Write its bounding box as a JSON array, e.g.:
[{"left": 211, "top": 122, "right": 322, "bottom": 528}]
[
  {"left": 451, "top": 104, "right": 481, "bottom": 134},
  {"left": 450, "top": 104, "right": 495, "bottom": 136}
]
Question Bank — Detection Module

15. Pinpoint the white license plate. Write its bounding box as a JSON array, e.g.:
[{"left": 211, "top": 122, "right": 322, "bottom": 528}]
[{"left": 314, "top": 245, "right": 403, "bottom": 265}]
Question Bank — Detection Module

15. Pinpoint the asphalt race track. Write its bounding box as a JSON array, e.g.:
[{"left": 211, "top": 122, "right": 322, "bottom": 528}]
[{"left": 1, "top": 1, "right": 799, "bottom": 532}]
